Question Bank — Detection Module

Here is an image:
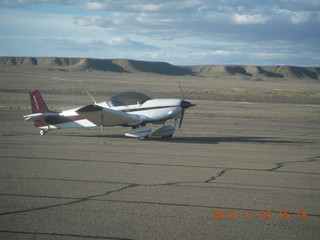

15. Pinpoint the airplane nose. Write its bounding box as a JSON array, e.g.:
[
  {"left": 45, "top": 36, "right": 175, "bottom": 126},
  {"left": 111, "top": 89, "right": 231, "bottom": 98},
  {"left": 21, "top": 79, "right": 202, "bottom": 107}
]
[
  {"left": 180, "top": 100, "right": 196, "bottom": 109},
  {"left": 179, "top": 100, "right": 196, "bottom": 129}
]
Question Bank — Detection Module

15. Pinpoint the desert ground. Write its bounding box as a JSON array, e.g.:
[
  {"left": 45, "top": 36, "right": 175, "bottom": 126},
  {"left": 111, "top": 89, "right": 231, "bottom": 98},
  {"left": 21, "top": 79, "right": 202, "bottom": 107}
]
[{"left": 0, "top": 58, "right": 320, "bottom": 239}]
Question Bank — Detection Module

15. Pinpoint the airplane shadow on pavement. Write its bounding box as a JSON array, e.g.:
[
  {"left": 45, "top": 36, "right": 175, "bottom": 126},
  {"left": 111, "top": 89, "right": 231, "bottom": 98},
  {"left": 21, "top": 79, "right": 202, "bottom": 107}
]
[
  {"left": 79, "top": 134, "right": 311, "bottom": 145},
  {"left": 148, "top": 136, "right": 311, "bottom": 144}
]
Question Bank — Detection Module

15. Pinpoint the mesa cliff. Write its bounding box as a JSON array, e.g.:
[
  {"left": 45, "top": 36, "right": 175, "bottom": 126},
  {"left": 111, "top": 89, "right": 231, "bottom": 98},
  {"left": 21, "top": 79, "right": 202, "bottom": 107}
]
[{"left": 0, "top": 57, "right": 319, "bottom": 80}]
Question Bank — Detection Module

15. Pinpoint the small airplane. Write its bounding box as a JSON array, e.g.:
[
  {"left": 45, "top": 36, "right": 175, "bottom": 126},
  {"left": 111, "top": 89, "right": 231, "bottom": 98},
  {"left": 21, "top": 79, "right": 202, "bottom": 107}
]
[{"left": 23, "top": 90, "right": 195, "bottom": 139}]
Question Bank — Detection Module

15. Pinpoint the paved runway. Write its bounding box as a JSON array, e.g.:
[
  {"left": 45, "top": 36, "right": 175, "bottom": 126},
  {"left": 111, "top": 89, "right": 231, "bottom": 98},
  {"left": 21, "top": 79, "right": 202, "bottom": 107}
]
[{"left": 0, "top": 105, "right": 319, "bottom": 239}]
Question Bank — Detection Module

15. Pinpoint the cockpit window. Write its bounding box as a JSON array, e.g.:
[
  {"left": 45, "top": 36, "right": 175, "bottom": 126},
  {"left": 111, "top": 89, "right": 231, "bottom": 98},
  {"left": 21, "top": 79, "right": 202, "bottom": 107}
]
[{"left": 106, "top": 91, "right": 152, "bottom": 107}]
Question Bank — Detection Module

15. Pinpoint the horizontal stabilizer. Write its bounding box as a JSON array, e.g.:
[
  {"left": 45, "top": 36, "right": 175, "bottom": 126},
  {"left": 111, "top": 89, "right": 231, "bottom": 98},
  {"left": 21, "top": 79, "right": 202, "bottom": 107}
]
[
  {"left": 76, "top": 105, "right": 141, "bottom": 126},
  {"left": 23, "top": 112, "right": 60, "bottom": 121}
]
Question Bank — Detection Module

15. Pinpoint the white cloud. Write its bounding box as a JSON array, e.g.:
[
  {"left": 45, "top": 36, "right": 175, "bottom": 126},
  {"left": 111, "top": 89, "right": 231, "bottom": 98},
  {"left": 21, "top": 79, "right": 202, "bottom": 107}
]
[
  {"left": 274, "top": 9, "right": 313, "bottom": 24},
  {"left": 131, "top": 4, "right": 163, "bottom": 12},
  {"left": 79, "top": 0, "right": 205, "bottom": 13},
  {"left": 0, "top": 0, "right": 319, "bottom": 66},
  {"left": 41, "top": 37, "right": 158, "bottom": 51},
  {"left": 232, "top": 13, "right": 268, "bottom": 24},
  {"left": 290, "top": 12, "right": 311, "bottom": 24},
  {"left": 0, "top": 0, "right": 80, "bottom": 7},
  {"left": 83, "top": 1, "right": 108, "bottom": 11},
  {"left": 276, "top": 0, "right": 320, "bottom": 11},
  {"left": 73, "top": 15, "right": 105, "bottom": 26},
  {"left": 189, "top": 50, "right": 231, "bottom": 57}
]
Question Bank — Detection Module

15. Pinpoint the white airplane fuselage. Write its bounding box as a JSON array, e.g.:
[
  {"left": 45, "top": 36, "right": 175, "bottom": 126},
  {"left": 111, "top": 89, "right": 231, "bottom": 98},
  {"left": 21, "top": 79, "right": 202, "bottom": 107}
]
[{"left": 42, "top": 99, "right": 185, "bottom": 129}]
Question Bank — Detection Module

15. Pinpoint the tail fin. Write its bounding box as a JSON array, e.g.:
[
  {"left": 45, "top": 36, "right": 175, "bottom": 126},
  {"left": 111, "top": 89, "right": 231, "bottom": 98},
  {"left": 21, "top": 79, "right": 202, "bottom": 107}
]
[{"left": 29, "top": 90, "right": 50, "bottom": 113}]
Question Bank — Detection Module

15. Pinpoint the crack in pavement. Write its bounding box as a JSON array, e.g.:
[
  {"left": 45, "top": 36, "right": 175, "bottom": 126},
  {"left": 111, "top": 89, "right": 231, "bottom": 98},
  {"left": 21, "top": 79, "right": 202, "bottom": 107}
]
[
  {"left": 151, "top": 169, "right": 229, "bottom": 187},
  {"left": 0, "top": 169, "right": 230, "bottom": 217},
  {"left": 2, "top": 155, "right": 320, "bottom": 175},
  {"left": 1, "top": 156, "right": 319, "bottom": 217},
  {"left": 0, "top": 184, "right": 138, "bottom": 216},
  {"left": 268, "top": 155, "right": 320, "bottom": 171},
  {"left": 0, "top": 230, "right": 134, "bottom": 240},
  {"left": 2, "top": 192, "right": 320, "bottom": 217},
  {"left": 204, "top": 169, "right": 228, "bottom": 183},
  {"left": 2, "top": 170, "right": 320, "bottom": 218},
  {"left": 0, "top": 155, "right": 252, "bottom": 170}
]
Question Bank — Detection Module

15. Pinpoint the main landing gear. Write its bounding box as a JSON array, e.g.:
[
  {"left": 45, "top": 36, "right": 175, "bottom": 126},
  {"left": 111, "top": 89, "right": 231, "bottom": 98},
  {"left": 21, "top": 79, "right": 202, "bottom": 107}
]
[
  {"left": 125, "top": 125, "right": 176, "bottom": 140},
  {"left": 39, "top": 130, "right": 46, "bottom": 135},
  {"left": 39, "top": 129, "right": 50, "bottom": 135}
]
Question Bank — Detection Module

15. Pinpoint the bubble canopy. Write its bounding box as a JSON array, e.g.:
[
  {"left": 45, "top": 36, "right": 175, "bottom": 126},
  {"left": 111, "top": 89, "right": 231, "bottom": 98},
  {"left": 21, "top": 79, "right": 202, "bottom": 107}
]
[{"left": 106, "top": 91, "right": 152, "bottom": 107}]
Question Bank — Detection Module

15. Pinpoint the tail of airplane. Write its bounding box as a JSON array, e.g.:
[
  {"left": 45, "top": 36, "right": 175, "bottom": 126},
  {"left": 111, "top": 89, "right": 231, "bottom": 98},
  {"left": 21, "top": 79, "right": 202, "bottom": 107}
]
[
  {"left": 25, "top": 90, "right": 58, "bottom": 130},
  {"left": 29, "top": 90, "right": 50, "bottom": 113}
]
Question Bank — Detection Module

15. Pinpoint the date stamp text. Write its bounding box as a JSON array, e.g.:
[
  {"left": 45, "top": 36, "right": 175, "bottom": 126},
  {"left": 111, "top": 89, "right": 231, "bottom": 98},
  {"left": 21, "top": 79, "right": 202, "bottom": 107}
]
[{"left": 211, "top": 210, "right": 308, "bottom": 220}]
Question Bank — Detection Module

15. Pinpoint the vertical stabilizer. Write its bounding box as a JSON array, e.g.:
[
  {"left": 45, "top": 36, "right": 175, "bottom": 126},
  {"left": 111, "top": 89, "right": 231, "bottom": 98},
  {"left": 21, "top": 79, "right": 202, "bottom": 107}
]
[
  {"left": 29, "top": 90, "right": 50, "bottom": 113},
  {"left": 28, "top": 90, "right": 53, "bottom": 128}
]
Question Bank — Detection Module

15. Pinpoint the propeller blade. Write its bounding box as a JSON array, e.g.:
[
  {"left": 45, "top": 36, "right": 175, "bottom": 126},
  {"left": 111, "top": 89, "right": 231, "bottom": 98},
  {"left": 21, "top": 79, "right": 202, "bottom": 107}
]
[
  {"left": 178, "top": 81, "right": 185, "bottom": 99},
  {"left": 179, "top": 109, "right": 185, "bottom": 129}
]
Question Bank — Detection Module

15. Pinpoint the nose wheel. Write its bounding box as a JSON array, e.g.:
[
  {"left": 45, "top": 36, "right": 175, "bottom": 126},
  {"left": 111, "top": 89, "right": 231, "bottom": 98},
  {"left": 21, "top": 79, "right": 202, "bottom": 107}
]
[{"left": 39, "top": 130, "right": 47, "bottom": 135}]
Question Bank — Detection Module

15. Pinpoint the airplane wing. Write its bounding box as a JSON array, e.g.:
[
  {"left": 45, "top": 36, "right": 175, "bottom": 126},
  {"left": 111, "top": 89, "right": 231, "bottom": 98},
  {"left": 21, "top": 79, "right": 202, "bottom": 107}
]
[
  {"left": 23, "top": 112, "right": 60, "bottom": 121},
  {"left": 76, "top": 105, "right": 141, "bottom": 126}
]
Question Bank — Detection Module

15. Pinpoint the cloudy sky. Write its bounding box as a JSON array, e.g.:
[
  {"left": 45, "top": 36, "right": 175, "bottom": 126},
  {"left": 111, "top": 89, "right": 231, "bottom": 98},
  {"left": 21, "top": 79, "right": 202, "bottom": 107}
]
[{"left": 0, "top": 0, "right": 319, "bottom": 66}]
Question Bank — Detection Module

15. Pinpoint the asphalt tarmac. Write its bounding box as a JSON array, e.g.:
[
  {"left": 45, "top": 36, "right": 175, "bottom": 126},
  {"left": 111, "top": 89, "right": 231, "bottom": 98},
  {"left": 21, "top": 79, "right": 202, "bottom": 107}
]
[{"left": 0, "top": 106, "right": 319, "bottom": 240}]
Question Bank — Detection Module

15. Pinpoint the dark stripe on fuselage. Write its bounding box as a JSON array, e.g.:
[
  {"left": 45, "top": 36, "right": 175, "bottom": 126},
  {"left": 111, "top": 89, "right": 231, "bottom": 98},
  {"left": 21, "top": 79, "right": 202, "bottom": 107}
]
[
  {"left": 122, "top": 105, "right": 180, "bottom": 113},
  {"left": 46, "top": 115, "right": 84, "bottom": 125},
  {"left": 37, "top": 115, "right": 85, "bottom": 127}
]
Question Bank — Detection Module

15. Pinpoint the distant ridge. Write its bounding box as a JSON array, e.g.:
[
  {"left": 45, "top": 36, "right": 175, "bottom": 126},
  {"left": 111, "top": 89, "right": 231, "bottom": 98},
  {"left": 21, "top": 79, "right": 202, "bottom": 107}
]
[
  {"left": 0, "top": 57, "right": 319, "bottom": 79},
  {"left": 0, "top": 57, "right": 192, "bottom": 76},
  {"left": 185, "top": 65, "right": 319, "bottom": 80}
]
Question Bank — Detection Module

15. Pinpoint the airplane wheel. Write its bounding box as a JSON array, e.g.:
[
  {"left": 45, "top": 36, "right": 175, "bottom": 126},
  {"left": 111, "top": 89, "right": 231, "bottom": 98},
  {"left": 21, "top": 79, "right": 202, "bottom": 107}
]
[
  {"left": 39, "top": 130, "right": 46, "bottom": 136},
  {"left": 161, "top": 134, "right": 173, "bottom": 139}
]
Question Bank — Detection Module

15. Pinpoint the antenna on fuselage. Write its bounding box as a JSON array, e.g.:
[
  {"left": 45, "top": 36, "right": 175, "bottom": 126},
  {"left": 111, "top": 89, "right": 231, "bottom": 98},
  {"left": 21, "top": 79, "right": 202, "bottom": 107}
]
[{"left": 85, "top": 90, "right": 96, "bottom": 104}]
